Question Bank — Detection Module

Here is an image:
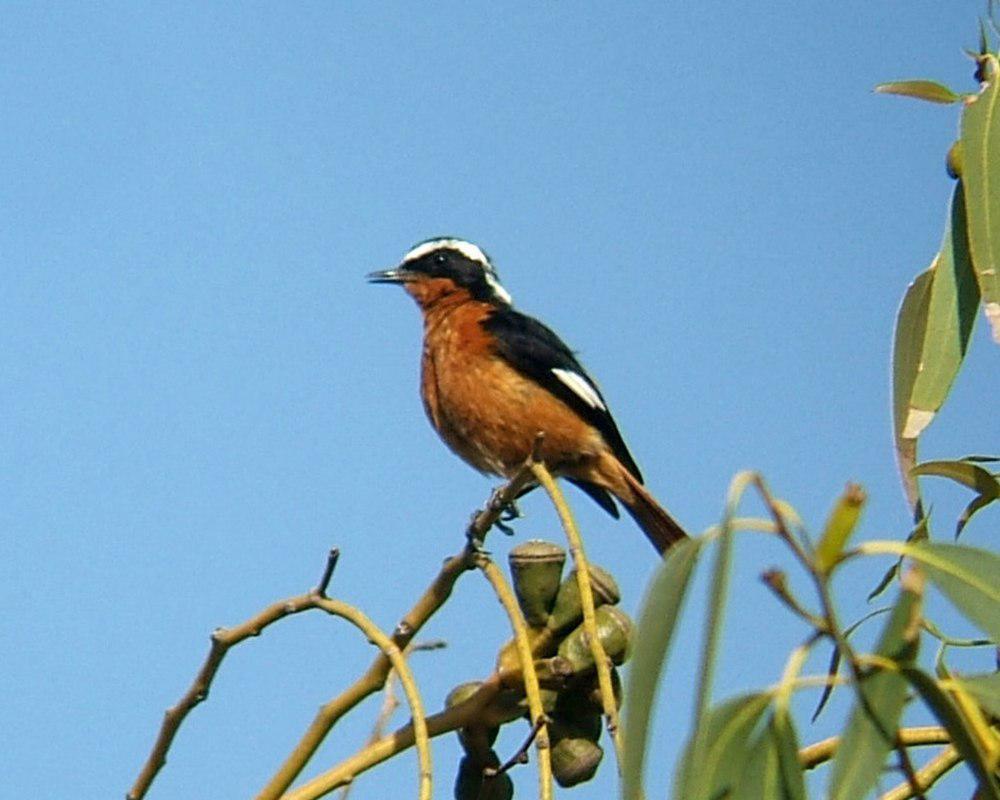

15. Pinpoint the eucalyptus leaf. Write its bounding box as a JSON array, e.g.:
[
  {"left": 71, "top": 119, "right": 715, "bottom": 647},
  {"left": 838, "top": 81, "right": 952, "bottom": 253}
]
[
  {"left": 902, "top": 667, "right": 1000, "bottom": 800},
  {"left": 673, "top": 692, "right": 773, "bottom": 800},
  {"left": 892, "top": 268, "right": 933, "bottom": 514},
  {"left": 961, "top": 53, "right": 1000, "bottom": 343},
  {"left": 906, "top": 184, "right": 980, "bottom": 427},
  {"left": 913, "top": 459, "right": 1000, "bottom": 537},
  {"left": 620, "top": 537, "right": 701, "bottom": 800},
  {"left": 828, "top": 582, "right": 921, "bottom": 800},
  {"left": 911, "top": 542, "right": 1000, "bottom": 642},
  {"left": 955, "top": 671, "right": 1000, "bottom": 717},
  {"left": 875, "top": 79, "right": 963, "bottom": 104},
  {"left": 867, "top": 516, "right": 929, "bottom": 602},
  {"left": 770, "top": 709, "right": 807, "bottom": 800}
]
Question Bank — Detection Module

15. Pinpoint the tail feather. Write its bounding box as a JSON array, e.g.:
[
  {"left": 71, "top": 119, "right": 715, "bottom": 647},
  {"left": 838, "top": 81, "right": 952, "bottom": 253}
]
[{"left": 619, "top": 469, "right": 688, "bottom": 555}]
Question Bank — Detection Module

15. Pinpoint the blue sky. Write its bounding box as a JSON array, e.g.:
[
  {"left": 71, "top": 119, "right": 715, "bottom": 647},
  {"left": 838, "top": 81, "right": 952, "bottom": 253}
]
[{"left": 1, "top": 3, "right": 996, "bottom": 799}]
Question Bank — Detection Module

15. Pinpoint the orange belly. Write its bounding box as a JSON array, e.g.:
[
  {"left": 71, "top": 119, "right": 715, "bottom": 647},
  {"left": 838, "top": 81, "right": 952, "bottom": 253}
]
[{"left": 420, "top": 301, "right": 605, "bottom": 477}]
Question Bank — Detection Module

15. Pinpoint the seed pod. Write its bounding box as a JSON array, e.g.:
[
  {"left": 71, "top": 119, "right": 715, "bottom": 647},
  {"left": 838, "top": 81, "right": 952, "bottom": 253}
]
[
  {"left": 446, "top": 682, "right": 499, "bottom": 753},
  {"left": 574, "top": 667, "right": 623, "bottom": 713},
  {"left": 549, "top": 734, "right": 603, "bottom": 787},
  {"left": 556, "top": 605, "right": 633, "bottom": 674},
  {"left": 946, "top": 139, "right": 963, "bottom": 179},
  {"left": 508, "top": 540, "right": 566, "bottom": 626},
  {"left": 546, "top": 565, "right": 621, "bottom": 634},
  {"left": 454, "top": 756, "right": 514, "bottom": 800}
]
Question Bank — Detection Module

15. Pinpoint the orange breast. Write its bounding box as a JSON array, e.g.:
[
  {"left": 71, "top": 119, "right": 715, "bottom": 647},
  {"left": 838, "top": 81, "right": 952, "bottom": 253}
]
[{"left": 420, "top": 300, "right": 605, "bottom": 477}]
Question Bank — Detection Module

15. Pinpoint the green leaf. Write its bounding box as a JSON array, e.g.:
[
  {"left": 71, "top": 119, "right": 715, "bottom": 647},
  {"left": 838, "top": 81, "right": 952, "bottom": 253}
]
[
  {"left": 892, "top": 268, "right": 933, "bottom": 515},
  {"left": 875, "top": 79, "right": 963, "bottom": 104},
  {"left": 913, "top": 459, "right": 1000, "bottom": 537},
  {"left": 961, "top": 53, "right": 1000, "bottom": 344},
  {"left": 906, "top": 184, "right": 980, "bottom": 429},
  {"left": 620, "top": 536, "right": 701, "bottom": 800},
  {"left": 828, "top": 580, "right": 921, "bottom": 800},
  {"left": 811, "top": 607, "right": 892, "bottom": 722},
  {"left": 815, "top": 483, "right": 867, "bottom": 572},
  {"left": 867, "top": 516, "right": 929, "bottom": 602},
  {"left": 731, "top": 719, "right": 780, "bottom": 800},
  {"left": 955, "top": 671, "right": 1000, "bottom": 717},
  {"left": 914, "top": 459, "right": 1000, "bottom": 494},
  {"left": 770, "top": 710, "right": 807, "bottom": 800},
  {"left": 673, "top": 692, "right": 773, "bottom": 800},
  {"left": 915, "top": 542, "right": 1000, "bottom": 642},
  {"left": 902, "top": 666, "right": 1000, "bottom": 800},
  {"left": 862, "top": 541, "right": 1000, "bottom": 641}
]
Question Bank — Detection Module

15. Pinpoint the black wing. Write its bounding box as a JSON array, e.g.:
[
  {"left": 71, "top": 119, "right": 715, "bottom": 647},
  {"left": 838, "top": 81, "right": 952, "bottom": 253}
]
[{"left": 481, "top": 307, "right": 643, "bottom": 482}]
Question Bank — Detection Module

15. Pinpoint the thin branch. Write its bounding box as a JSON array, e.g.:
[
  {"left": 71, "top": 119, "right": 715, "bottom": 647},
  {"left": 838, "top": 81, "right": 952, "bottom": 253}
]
[
  {"left": 257, "top": 459, "right": 538, "bottom": 800},
  {"left": 281, "top": 675, "right": 507, "bottom": 800},
  {"left": 128, "top": 578, "right": 334, "bottom": 799},
  {"left": 880, "top": 746, "right": 961, "bottom": 800},
  {"left": 315, "top": 548, "right": 341, "bottom": 597},
  {"left": 894, "top": 738, "right": 929, "bottom": 800},
  {"left": 310, "top": 597, "right": 431, "bottom": 800},
  {"left": 798, "top": 726, "right": 950, "bottom": 770},
  {"left": 484, "top": 717, "right": 548, "bottom": 778},
  {"left": 475, "top": 553, "right": 553, "bottom": 800},
  {"left": 530, "top": 460, "right": 624, "bottom": 771},
  {"left": 760, "top": 569, "right": 828, "bottom": 631}
]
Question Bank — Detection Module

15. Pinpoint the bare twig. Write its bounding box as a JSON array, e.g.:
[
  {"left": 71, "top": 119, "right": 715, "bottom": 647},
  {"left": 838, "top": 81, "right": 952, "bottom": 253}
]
[
  {"left": 128, "top": 575, "right": 334, "bottom": 799},
  {"left": 484, "top": 717, "right": 548, "bottom": 778},
  {"left": 315, "top": 548, "right": 341, "bottom": 597}
]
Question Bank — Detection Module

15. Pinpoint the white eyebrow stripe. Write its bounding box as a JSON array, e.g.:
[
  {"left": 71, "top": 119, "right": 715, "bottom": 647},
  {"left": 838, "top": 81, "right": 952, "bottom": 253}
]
[
  {"left": 403, "top": 238, "right": 490, "bottom": 266},
  {"left": 552, "top": 368, "right": 606, "bottom": 411}
]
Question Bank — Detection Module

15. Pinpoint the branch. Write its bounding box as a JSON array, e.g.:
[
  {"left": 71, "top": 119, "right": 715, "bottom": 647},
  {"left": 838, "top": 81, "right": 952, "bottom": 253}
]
[
  {"left": 475, "top": 553, "right": 553, "bottom": 800},
  {"left": 880, "top": 746, "right": 961, "bottom": 800},
  {"left": 530, "top": 460, "right": 624, "bottom": 770},
  {"left": 128, "top": 551, "right": 342, "bottom": 800},
  {"left": 310, "top": 597, "right": 432, "bottom": 800},
  {"left": 256, "top": 458, "right": 539, "bottom": 799},
  {"left": 798, "top": 726, "right": 951, "bottom": 770},
  {"left": 281, "top": 674, "right": 507, "bottom": 800}
]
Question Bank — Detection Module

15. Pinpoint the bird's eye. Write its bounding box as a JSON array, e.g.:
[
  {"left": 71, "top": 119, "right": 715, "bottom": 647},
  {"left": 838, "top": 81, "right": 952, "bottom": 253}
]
[{"left": 434, "top": 253, "right": 447, "bottom": 266}]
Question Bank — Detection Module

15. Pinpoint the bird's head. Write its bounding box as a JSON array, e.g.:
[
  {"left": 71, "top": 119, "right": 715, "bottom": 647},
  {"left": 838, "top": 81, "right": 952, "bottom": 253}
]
[{"left": 368, "top": 238, "right": 513, "bottom": 309}]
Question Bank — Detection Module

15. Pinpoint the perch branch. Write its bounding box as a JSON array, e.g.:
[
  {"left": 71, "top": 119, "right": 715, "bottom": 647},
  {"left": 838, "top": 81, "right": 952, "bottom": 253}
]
[
  {"left": 476, "top": 553, "right": 553, "bottom": 800},
  {"left": 530, "top": 460, "right": 624, "bottom": 770},
  {"left": 256, "top": 457, "right": 538, "bottom": 799}
]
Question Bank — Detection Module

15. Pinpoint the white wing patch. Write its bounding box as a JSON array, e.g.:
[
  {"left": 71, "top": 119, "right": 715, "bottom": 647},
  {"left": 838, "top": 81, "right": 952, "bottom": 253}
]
[
  {"left": 552, "top": 368, "right": 606, "bottom": 411},
  {"left": 482, "top": 270, "right": 513, "bottom": 305}
]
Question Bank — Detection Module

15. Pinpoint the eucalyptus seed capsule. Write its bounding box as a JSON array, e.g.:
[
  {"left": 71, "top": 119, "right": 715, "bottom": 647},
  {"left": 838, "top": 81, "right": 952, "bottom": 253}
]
[
  {"left": 556, "top": 605, "right": 633, "bottom": 673},
  {"left": 454, "top": 756, "right": 514, "bottom": 800},
  {"left": 546, "top": 564, "right": 621, "bottom": 633},
  {"left": 549, "top": 734, "right": 604, "bottom": 787},
  {"left": 508, "top": 540, "right": 566, "bottom": 626}
]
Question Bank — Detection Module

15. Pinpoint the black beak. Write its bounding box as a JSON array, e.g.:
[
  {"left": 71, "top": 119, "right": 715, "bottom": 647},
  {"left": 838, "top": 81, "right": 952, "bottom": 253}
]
[{"left": 366, "top": 267, "right": 410, "bottom": 284}]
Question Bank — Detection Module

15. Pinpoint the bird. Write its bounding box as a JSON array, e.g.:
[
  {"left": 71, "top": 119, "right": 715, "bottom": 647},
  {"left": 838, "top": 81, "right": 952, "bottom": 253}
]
[{"left": 368, "top": 237, "right": 687, "bottom": 555}]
